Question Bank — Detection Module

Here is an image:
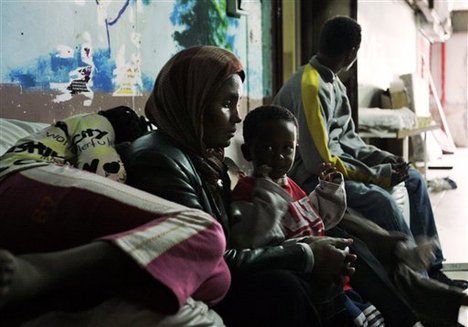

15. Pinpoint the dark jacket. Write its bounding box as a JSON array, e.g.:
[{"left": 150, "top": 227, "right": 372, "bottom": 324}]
[{"left": 121, "top": 130, "right": 311, "bottom": 273}]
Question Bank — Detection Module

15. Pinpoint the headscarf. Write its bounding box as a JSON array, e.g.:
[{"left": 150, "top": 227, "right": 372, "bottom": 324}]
[
  {"left": 145, "top": 45, "right": 244, "bottom": 156},
  {"left": 145, "top": 46, "right": 244, "bottom": 204}
]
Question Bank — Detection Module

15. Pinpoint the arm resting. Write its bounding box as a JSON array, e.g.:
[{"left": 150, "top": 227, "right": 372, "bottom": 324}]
[{"left": 224, "top": 243, "right": 311, "bottom": 273}]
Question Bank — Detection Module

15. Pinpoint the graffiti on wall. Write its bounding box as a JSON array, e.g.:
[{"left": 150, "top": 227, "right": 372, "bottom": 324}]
[{"left": 1, "top": 0, "right": 244, "bottom": 106}]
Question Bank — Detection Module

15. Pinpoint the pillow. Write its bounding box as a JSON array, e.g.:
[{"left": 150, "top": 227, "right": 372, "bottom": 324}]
[{"left": 0, "top": 118, "right": 49, "bottom": 155}]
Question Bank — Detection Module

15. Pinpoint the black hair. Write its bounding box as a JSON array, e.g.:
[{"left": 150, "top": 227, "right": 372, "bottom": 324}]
[
  {"left": 318, "top": 16, "right": 361, "bottom": 57},
  {"left": 98, "top": 106, "right": 151, "bottom": 145},
  {"left": 243, "top": 105, "right": 298, "bottom": 144}
]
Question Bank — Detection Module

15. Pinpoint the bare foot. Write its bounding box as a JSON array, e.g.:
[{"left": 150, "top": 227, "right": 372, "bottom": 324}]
[
  {"left": 0, "top": 250, "right": 16, "bottom": 307},
  {"left": 0, "top": 249, "right": 47, "bottom": 308}
]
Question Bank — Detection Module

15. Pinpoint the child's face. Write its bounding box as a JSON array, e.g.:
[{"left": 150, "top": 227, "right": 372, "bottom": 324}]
[{"left": 247, "top": 119, "right": 297, "bottom": 181}]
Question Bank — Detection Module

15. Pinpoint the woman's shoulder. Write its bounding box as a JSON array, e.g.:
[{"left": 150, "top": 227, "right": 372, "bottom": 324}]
[
  {"left": 121, "top": 131, "right": 198, "bottom": 175},
  {"left": 124, "top": 131, "right": 184, "bottom": 159},
  {"left": 120, "top": 130, "right": 210, "bottom": 213}
]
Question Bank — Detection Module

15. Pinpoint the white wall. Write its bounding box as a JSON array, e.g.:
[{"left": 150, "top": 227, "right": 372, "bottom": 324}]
[
  {"left": 431, "top": 32, "right": 468, "bottom": 147},
  {"left": 445, "top": 34, "right": 468, "bottom": 104},
  {"left": 451, "top": 0, "right": 468, "bottom": 10},
  {"left": 443, "top": 33, "right": 468, "bottom": 146},
  {"left": 357, "top": 0, "right": 418, "bottom": 107}
]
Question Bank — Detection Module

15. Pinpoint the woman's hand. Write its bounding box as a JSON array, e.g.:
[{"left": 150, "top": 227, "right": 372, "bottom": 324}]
[{"left": 303, "top": 237, "right": 356, "bottom": 287}]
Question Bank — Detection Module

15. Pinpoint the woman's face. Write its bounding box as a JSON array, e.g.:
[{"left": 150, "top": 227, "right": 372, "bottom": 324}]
[{"left": 203, "top": 74, "right": 243, "bottom": 148}]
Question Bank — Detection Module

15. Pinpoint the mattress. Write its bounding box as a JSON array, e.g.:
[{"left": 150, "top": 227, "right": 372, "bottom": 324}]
[
  {"left": 358, "top": 107, "right": 417, "bottom": 134},
  {"left": 0, "top": 118, "right": 49, "bottom": 155}
]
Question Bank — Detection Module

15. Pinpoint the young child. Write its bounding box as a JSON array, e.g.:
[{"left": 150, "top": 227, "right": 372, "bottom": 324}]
[
  {"left": 230, "top": 107, "right": 347, "bottom": 248},
  {"left": 230, "top": 105, "right": 385, "bottom": 327}
]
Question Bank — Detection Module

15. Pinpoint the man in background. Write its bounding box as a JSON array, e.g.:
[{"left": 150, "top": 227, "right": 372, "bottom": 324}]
[{"left": 273, "top": 15, "right": 467, "bottom": 289}]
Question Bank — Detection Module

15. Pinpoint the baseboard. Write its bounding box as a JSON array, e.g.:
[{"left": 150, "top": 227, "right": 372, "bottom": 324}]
[{"left": 443, "top": 262, "right": 468, "bottom": 272}]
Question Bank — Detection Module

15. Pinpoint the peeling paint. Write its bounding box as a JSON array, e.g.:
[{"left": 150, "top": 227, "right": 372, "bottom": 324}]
[
  {"left": 56, "top": 45, "right": 75, "bottom": 59},
  {"left": 2, "top": 0, "right": 270, "bottom": 118}
]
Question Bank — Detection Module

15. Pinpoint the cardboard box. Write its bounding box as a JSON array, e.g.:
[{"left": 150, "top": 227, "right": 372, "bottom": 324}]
[
  {"left": 380, "top": 89, "right": 409, "bottom": 109},
  {"left": 400, "top": 73, "right": 430, "bottom": 116}
]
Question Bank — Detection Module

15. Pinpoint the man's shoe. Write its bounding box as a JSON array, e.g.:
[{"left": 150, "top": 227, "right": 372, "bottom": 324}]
[{"left": 429, "top": 269, "right": 468, "bottom": 290}]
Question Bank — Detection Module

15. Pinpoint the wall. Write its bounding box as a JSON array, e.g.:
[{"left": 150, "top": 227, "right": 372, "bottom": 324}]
[
  {"left": 434, "top": 33, "right": 468, "bottom": 146},
  {"left": 0, "top": 0, "right": 272, "bottom": 123},
  {"left": 357, "top": 0, "right": 418, "bottom": 107},
  {"left": 448, "top": 1, "right": 468, "bottom": 145}
]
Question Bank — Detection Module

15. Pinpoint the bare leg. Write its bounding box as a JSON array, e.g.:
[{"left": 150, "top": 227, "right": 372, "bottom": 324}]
[
  {"left": 0, "top": 242, "right": 118, "bottom": 306},
  {"left": 0, "top": 242, "right": 176, "bottom": 312}
]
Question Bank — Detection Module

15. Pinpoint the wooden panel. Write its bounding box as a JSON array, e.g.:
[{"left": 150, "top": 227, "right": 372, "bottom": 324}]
[{"left": 299, "top": 0, "right": 359, "bottom": 124}]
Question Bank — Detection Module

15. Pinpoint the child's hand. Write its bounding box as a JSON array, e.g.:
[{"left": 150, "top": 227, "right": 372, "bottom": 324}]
[
  {"left": 255, "top": 164, "right": 272, "bottom": 179},
  {"left": 319, "top": 163, "right": 342, "bottom": 183}
]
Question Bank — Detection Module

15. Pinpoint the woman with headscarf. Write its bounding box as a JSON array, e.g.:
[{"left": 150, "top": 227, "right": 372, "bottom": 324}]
[{"left": 122, "top": 45, "right": 359, "bottom": 327}]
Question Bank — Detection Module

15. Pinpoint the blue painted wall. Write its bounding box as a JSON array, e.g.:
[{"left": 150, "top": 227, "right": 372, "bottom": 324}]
[{"left": 1, "top": 0, "right": 270, "bottom": 114}]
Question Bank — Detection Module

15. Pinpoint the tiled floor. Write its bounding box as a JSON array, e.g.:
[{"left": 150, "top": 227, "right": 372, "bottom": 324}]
[
  {"left": 427, "top": 147, "right": 468, "bottom": 325},
  {"left": 428, "top": 147, "right": 468, "bottom": 265}
]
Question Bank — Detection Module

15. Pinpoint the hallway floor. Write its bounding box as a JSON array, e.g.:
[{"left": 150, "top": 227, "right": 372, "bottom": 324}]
[{"left": 427, "top": 147, "right": 468, "bottom": 325}]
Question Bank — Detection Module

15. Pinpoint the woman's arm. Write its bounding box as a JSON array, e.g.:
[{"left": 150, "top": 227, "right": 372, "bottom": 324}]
[
  {"left": 226, "top": 236, "right": 356, "bottom": 287},
  {"left": 224, "top": 242, "right": 312, "bottom": 272}
]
